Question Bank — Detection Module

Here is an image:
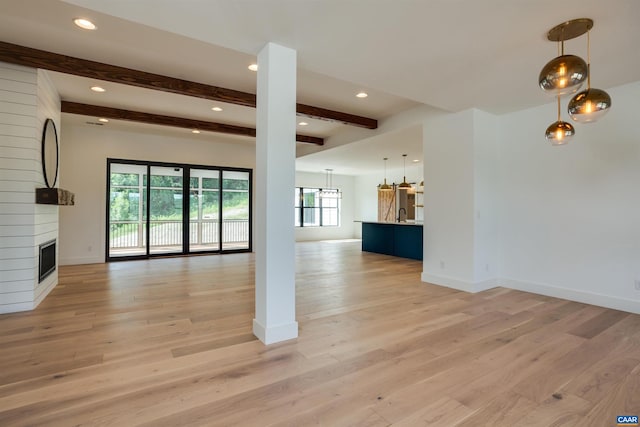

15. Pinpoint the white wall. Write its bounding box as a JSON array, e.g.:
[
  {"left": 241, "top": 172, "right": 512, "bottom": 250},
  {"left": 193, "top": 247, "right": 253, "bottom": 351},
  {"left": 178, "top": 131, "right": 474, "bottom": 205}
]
[
  {"left": 0, "top": 64, "right": 60, "bottom": 313},
  {"left": 498, "top": 81, "right": 640, "bottom": 313},
  {"left": 421, "top": 110, "right": 477, "bottom": 287},
  {"left": 419, "top": 82, "right": 640, "bottom": 313},
  {"left": 354, "top": 172, "right": 384, "bottom": 229},
  {"left": 472, "top": 109, "right": 500, "bottom": 284},
  {"left": 58, "top": 121, "right": 255, "bottom": 265},
  {"left": 294, "top": 171, "right": 356, "bottom": 241}
]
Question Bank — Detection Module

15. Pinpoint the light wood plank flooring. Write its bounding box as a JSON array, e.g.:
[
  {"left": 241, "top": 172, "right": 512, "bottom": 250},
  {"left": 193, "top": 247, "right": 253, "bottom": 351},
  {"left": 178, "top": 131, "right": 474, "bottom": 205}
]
[{"left": 0, "top": 240, "right": 638, "bottom": 426}]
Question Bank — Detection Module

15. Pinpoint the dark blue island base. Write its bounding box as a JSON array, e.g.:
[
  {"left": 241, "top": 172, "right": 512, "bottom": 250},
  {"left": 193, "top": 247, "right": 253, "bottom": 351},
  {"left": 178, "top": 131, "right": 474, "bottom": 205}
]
[{"left": 361, "top": 221, "right": 423, "bottom": 260}]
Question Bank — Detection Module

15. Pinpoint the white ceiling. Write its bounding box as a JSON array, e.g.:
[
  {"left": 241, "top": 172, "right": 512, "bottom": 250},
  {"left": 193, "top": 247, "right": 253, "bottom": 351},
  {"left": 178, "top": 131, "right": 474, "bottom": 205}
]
[
  {"left": 1, "top": 0, "right": 639, "bottom": 175},
  {"left": 296, "top": 125, "right": 424, "bottom": 175}
]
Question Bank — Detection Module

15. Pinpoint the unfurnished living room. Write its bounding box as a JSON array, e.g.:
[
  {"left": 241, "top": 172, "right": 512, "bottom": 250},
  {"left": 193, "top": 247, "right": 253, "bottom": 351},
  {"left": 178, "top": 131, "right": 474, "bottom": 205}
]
[{"left": 0, "top": 1, "right": 639, "bottom": 426}]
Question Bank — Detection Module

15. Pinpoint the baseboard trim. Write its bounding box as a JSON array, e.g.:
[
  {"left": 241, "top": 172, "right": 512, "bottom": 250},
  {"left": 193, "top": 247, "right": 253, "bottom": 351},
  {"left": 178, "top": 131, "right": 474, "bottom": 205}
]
[
  {"left": 253, "top": 319, "right": 298, "bottom": 345},
  {"left": 421, "top": 272, "right": 640, "bottom": 314},
  {"left": 59, "top": 256, "right": 104, "bottom": 266},
  {"left": 421, "top": 272, "right": 499, "bottom": 293},
  {"left": 501, "top": 277, "right": 640, "bottom": 315}
]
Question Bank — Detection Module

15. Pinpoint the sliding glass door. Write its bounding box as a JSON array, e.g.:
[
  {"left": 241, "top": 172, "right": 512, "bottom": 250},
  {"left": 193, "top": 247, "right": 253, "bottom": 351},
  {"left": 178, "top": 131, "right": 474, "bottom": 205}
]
[
  {"left": 189, "top": 169, "right": 220, "bottom": 252},
  {"left": 108, "top": 163, "right": 147, "bottom": 258},
  {"left": 149, "top": 166, "right": 184, "bottom": 255},
  {"left": 107, "top": 160, "right": 251, "bottom": 261},
  {"left": 222, "top": 170, "right": 250, "bottom": 250}
]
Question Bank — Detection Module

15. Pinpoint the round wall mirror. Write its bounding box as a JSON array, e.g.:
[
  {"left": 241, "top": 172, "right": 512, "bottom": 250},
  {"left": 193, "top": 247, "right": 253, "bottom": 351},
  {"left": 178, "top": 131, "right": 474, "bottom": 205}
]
[{"left": 41, "top": 118, "right": 59, "bottom": 188}]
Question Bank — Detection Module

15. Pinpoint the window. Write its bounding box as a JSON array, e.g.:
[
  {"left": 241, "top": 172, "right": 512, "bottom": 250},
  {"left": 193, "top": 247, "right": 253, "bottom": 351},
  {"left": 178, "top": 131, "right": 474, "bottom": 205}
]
[{"left": 294, "top": 187, "right": 340, "bottom": 227}]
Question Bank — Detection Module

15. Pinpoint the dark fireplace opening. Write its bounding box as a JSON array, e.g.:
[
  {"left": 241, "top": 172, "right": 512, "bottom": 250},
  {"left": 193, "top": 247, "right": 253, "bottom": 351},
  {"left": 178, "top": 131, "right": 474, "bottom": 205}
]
[{"left": 39, "top": 239, "right": 56, "bottom": 283}]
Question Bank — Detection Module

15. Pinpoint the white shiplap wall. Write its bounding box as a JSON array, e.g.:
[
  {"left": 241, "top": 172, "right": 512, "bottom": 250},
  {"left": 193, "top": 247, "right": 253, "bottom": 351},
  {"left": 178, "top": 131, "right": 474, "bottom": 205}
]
[
  {"left": 34, "top": 69, "right": 60, "bottom": 307},
  {"left": 0, "top": 62, "right": 38, "bottom": 313},
  {"left": 0, "top": 63, "right": 60, "bottom": 313}
]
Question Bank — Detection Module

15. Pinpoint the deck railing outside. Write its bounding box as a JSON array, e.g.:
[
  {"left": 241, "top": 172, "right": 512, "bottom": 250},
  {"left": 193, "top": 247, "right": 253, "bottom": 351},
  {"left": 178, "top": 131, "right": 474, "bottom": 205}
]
[{"left": 110, "top": 219, "right": 249, "bottom": 249}]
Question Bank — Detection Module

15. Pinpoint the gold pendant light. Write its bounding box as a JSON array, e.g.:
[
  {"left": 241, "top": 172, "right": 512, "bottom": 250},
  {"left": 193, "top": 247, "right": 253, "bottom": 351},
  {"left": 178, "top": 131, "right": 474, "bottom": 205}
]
[
  {"left": 545, "top": 95, "right": 574, "bottom": 145},
  {"left": 398, "top": 154, "right": 411, "bottom": 189},
  {"left": 378, "top": 157, "right": 393, "bottom": 191},
  {"left": 539, "top": 19, "right": 591, "bottom": 96},
  {"left": 539, "top": 18, "right": 611, "bottom": 144},
  {"left": 568, "top": 28, "right": 612, "bottom": 123},
  {"left": 539, "top": 55, "right": 587, "bottom": 96}
]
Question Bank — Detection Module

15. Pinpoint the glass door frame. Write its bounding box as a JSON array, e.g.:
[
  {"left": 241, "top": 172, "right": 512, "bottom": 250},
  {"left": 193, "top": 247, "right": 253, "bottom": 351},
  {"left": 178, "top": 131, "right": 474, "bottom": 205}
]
[
  {"left": 148, "top": 164, "right": 186, "bottom": 256},
  {"left": 189, "top": 167, "right": 221, "bottom": 254},
  {"left": 106, "top": 158, "right": 252, "bottom": 262}
]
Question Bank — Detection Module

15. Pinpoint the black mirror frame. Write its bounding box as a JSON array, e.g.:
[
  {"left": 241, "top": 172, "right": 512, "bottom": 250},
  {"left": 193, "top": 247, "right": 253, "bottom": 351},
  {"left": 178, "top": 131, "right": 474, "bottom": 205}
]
[{"left": 41, "top": 118, "right": 59, "bottom": 189}]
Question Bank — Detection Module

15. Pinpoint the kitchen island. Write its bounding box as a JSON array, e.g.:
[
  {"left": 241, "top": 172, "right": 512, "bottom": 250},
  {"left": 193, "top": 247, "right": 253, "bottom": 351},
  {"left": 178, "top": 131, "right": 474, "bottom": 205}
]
[{"left": 360, "top": 221, "right": 423, "bottom": 260}]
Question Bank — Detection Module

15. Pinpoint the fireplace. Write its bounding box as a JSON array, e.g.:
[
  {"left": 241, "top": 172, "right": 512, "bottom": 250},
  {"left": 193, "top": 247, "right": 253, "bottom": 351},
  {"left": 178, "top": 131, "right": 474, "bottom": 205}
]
[{"left": 39, "top": 239, "right": 56, "bottom": 283}]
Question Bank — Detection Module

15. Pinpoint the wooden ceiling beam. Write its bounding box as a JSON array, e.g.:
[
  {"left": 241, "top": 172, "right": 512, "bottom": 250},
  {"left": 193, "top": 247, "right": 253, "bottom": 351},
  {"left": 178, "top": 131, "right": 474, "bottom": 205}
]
[
  {"left": 0, "top": 42, "right": 255, "bottom": 106},
  {"left": 0, "top": 41, "right": 377, "bottom": 129},
  {"left": 296, "top": 103, "right": 377, "bottom": 129},
  {"left": 61, "top": 102, "right": 324, "bottom": 145}
]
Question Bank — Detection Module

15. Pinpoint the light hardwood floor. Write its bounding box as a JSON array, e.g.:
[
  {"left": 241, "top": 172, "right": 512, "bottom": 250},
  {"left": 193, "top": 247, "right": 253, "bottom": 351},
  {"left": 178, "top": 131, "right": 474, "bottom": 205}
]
[{"left": 0, "top": 240, "right": 638, "bottom": 426}]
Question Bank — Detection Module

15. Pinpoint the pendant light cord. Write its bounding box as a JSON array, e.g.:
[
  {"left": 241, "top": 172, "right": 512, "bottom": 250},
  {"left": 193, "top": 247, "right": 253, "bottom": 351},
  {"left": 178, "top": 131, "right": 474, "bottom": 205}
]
[
  {"left": 587, "top": 29, "right": 591, "bottom": 88},
  {"left": 403, "top": 154, "right": 407, "bottom": 182},
  {"left": 384, "top": 158, "right": 388, "bottom": 183}
]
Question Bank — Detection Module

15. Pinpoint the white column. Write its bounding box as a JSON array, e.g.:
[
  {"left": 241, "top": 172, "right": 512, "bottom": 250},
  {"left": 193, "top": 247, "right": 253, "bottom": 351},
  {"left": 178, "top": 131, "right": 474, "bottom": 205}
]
[{"left": 253, "top": 43, "right": 298, "bottom": 344}]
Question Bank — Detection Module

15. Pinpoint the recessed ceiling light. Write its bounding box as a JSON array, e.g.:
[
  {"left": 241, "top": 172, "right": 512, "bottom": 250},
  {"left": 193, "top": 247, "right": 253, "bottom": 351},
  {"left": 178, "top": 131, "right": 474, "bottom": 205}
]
[
  {"left": 211, "top": 106, "right": 223, "bottom": 112},
  {"left": 98, "top": 118, "right": 109, "bottom": 123},
  {"left": 192, "top": 129, "right": 201, "bottom": 134},
  {"left": 90, "top": 86, "right": 105, "bottom": 92},
  {"left": 298, "top": 121, "right": 308, "bottom": 126},
  {"left": 356, "top": 91, "right": 368, "bottom": 98},
  {"left": 412, "top": 159, "right": 420, "bottom": 163},
  {"left": 73, "top": 18, "right": 96, "bottom": 30},
  {"left": 248, "top": 63, "right": 258, "bottom": 72}
]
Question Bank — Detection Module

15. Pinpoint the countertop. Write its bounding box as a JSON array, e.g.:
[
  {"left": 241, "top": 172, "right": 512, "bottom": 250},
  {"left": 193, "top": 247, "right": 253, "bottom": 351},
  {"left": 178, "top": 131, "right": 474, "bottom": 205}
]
[{"left": 355, "top": 220, "right": 423, "bottom": 226}]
